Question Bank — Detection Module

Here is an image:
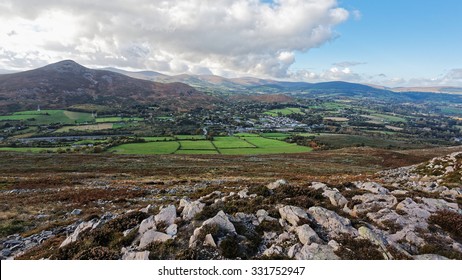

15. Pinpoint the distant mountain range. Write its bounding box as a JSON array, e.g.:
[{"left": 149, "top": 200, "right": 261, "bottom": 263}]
[
  {"left": 104, "top": 67, "right": 462, "bottom": 95},
  {"left": 0, "top": 60, "right": 217, "bottom": 114},
  {"left": 0, "top": 60, "right": 461, "bottom": 114}
]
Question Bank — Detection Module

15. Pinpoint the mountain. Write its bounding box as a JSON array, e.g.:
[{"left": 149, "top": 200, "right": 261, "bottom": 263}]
[{"left": 0, "top": 60, "right": 217, "bottom": 113}]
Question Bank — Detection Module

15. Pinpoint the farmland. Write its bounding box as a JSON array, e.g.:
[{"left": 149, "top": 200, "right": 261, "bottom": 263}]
[{"left": 0, "top": 110, "right": 93, "bottom": 125}]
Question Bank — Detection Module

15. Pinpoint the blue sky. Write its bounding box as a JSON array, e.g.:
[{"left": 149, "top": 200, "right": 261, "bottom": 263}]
[
  {"left": 1, "top": 0, "right": 461, "bottom": 86},
  {"left": 292, "top": 0, "right": 462, "bottom": 86}
]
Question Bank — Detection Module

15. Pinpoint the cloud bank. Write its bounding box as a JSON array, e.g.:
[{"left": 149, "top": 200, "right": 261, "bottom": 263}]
[{"left": 0, "top": 0, "right": 349, "bottom": 78}]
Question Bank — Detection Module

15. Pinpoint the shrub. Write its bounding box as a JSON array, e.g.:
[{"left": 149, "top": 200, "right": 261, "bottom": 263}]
[
  {"left": 429, "top": 210, "right": 462, "bottom": 241},
  {"left": 334, "top": 234, "right": 385, "bottom": 260}
]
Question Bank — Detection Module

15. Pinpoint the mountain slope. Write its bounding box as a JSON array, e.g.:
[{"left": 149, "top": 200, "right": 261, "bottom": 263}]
[{"left": 0, "top": 60, "right": 217, "bottom": 113}]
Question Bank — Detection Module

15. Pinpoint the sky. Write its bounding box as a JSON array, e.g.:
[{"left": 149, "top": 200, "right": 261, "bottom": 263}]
[{"left": 0, "top": 0, "right": 461, "bottom": 87}]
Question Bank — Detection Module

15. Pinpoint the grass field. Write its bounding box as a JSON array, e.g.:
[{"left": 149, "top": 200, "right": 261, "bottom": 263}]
[
  {"left": 260, "top": 132, "right": 291, "bottom": 140},
  {"left": 108, "top": 142, "right": 180, "bottom": 155},
  {"left": 264, "top": 107, "right": 304, "bottom": 116},
  {"left": 212, "top": 137, "right": 255, "bottom": 149},
  {"left": 0, "top": 110, "right": 93, "bottom": 125},
  {"left": 175, "top": 135, "right": 206, "bottom": 140},
  {"left": 95, "top": 117, "right": 144, "bottom": 123},
  {"left": 367, "top": 114, "right": 407, "bottom": 123},
  {"left": 107, "top": 135, "right": 312, "bottom": 155},
  {"left": 179, "top": 140, "right": 215, "bottom": 150},
  {"left": 55, "top": 123, "right": 113, "bottom": 133}
]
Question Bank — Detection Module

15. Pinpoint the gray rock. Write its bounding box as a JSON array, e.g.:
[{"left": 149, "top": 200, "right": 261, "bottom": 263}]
[
  {"left": 421, "top": 198, "right": 459, "bottom": 212},
  {"left": 70, "top": 209, "right": 82, "bottom": 215},
  {"left": 181, "top": 200, "right": 205, "bottom": 221},
  {"left": 358, "top": 226, "right": 391, "bottom": 259},
  {"left": 139, "top": 216, "right": 157, "bottom": 234},
  {"left": 310, "top": 182, "right": 328, "bottom": 191},
  {"left": 203, "top": 234, "right": 217, "bottom": 247},
  {"left": 356, "top": 182, "right": 390, "bottom": 194},
  {"left": 396, "top": 198, "right": 431, "bottom": 220},
  {"left": 263, "top": 245, "right": 284, "bottom": 256},
  {"left": 323, "top": 189, "right": 348, "bottom": 208},
  {"left": 155, "top": 205, "right": 177, "bottom": 226},
  {"left": 122, "top": 251, "right": 150, "bottom": 260},
  {"left": 140, "top": 204, "right": 152, "bottom": 213},
  {"left": 279, "top": 205, "right": 309, "bottom": 226},
  {"left": 294, "top": 243, "right": 340, "bottom": 260},
  {"left": 166, "top": 224, "right": 178, "bottom": 236},
  {"left": 1, "top": 249, "right": 12, "bottom": 257},
  {"left": 414, "top": 254, "right": 448, "bottom": 260},
  {"left": 202, "top": 211, "right": 236, "bottom": 233},
  {"left": 295, "top": 224, "right": 322, "bottom": 245},
  {"left": 60, "top": 220, "right": 95, "bottom": 248},
  {"left": 267, "top": 179, "right": 288, "bottom": 190},
  {"left": 308, "top": 206, "right": 358, "bottom": 238},
  {"left": 350, "top": 193, "right": 397, "bottom": 217},
  {"left": 138, "top": 230, "right": 172, "bottom": 249},
  {"left": 238, "top": 188, "right": 249, "bottom": 198}
]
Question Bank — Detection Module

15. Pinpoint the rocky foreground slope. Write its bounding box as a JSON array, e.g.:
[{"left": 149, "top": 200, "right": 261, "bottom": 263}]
[{"left": 2, "top": 152, "right": 461, "bottom": 260}]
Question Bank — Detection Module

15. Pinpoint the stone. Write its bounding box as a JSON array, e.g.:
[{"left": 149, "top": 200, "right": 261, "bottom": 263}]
[
  {"left": 396, "top": 198, "right": 431, "bottom": 220},
  {"left": 294, "top": 243, "right": 340, "bottom": 260},
  {"left": 267, "top": 179, "right": 288, "bottom": 190},
  {"left": 288, "top": 244, "right": 302, "bottom": 259},
  {"left": 1, "top": 249, "right": 12, "bottom": 258},
  {"left": 202, "top": 211, "right": 236, "bottom": 233},
  {"left": 310, "top": 182, "right": 328, "bottom": 191},
  {"left": 279, "top": 205, "right": 309, "bottom": 226},
  {"left": 139, "top": 216, "right": 157, "bottom": 234},
  {"left": 70, "top": 209, "right": 82, "bottom": 215},
  {"left": 166, "top": 224, "right": 178, "bottom": 236},
  {"left": 122, "top": 251, "right": 150, "bottom": 260},
  {"left": 276, "top": 232, "right": 293, "bottom": 243},
  {"left": 327, "top": 240, "right": 340, "bottom": 251},
  {"left": 155, "top": 205, "right": 177, "bottom": 226},
  {"left": 391, "top": 190, "right": 408, "bottom": 196},
  {"left": 203, "top": 234, "right": 217, "bottom": 247},
  {"left": 350, "top": 193, "right": 397, "bottom": 217},
  {"left": 295, "top": 224, "right": 322, "bottom": 245},
  {"left": 308, "top": 206, "right": 358, "bottom": 238},
  {"left": 138, "top": 230, "right": 172, "bottom": 249},
  {"left": 389, "top": 227, "right": 425, "bottom": 247},
  {"left": 60, "top": 220, "right": 95, "bottom": 248},
  {"left": 414, "top": 254, "right": 448, "bottom": 260},
  {"left": 323, "top": 190, "right": 348, "bottom": 208},
  {"left": 356, "top": 182, "right": 390, "bottom": 194},
  {"left": 358, "top": 226, "right": 391, "bottom": 259},
  {"left": 367, "top": 208, "right": 407, "bottom": 229},
  {"left": 421, "top": 198, "right": 459, "bottom": 212},
  {"left": 256, "top": 209, "right": 277, "bottom": 223},
  {"left": 140, "top": 204, "right": 152, "bottom": 213},
  {"left": 263, "top": 245, "right": 284, "bottom": 256},
  {"left": 181, "top": 200, "right": 205, "bottom": 221},
  {"left": 238, "top": 188, "right": 249, "bottom": 198}
]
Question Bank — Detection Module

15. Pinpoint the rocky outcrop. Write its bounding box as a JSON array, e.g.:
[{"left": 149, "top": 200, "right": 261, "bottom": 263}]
[
  {"left": 155, "top": 205, "right": 177, "bottom": 226},
  {"left": 308, "top": 207, "right": 358, "bottom": 238},
  {"left": 279, "top": 205, "right": 309, "bottom": 226}
]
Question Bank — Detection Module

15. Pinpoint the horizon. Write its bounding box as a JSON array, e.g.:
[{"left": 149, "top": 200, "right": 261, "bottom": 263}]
[{"left": 1, "top": 1, "right": 461, "bottom": 87}]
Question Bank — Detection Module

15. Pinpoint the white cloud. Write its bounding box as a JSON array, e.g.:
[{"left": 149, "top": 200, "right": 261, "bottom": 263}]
[{"left": 0, "top": 0, "right": 349, "bottom": 76}]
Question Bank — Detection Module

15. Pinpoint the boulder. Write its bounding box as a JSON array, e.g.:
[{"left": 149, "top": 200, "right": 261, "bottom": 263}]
[
  {"left": 256, "top": 209, "right": 277, "bottom": 223},
  {"left": 350, "top": 193, "right": 397, "bottom": 217},
  {"left": 181, "top": 200, "right": 205, "bottom": 221},
  {"left": 166, "top": 224, "right": 178, "bottom": 236},
  {"left": 396, "top": 198, "right": 432, "bottom": 220},
  {"left": 358, "top": 226, "right": 391, "bottom": 259},
  {"left": 60, "top": 220, "right": 95, "bottom": 248},
  {"left": 308, "top": 206, "right": 358, "bottom": 238},
  {"left": 279, "top": 205, "right": 309, "bottom": 226},
  {"left": 237, "top": 188, "right": 249, "bottom": 198},
  {"left": 155, "top": 205, "right": 177, "bottom": 226},
  {"left": 122, "top": 251, "right": 150, "bottom": 260},
  {"left": 70, "top": 209, "right": 82, "bottom": 215},
  {"left": 356, "top": 182, "right": 390, "bottom": 194},
  {"left": 323, "top": 190, "right": 348, "bottom": 208},
  {"left": 267, "top": 179, "right": 288, "bottom": 190},
  {"left": 203, "top": 234, "right": 217, "bottom": 247},
  {"left": 310, "top": 182, "right": 328, "bottom": 191},
  {"left": 139, "top": 216, "right": 156, "bottom": 234},
  {"left": 294, "top": 243, "right": 340, "bottom": 260},
  {"left": 295, "top": 224, "right": 322, "bottom": 245},
  {"left": 140, "top": 204, "right": 153, "bottom": 213},
  {"left": 138, "top": 230, "right": 172, "bottom": 249},
  {"left": 202, "top": 211, "right": 236, "bottom": 233}
]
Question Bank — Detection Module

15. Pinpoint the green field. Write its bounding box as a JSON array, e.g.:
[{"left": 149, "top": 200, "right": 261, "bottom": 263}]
[
  {"left": 260, "top": 132, "right": 291, "bottom": 140},
  {"left": 108, "top": 135, "right": 312, "bottom": 155},
  {"left": 175, "top": 135, "right": 206, "bottom": 140},
  {"left": 95, "top": 117, "right": 144, "bottom": 123},
  {"left": 264, "top": 107, "right": 304, "bottom": 116},
  {"left": 175, "top": 150, "right": 219, "bottom": 155},
  {"left": 0, "top": 110, "right": 93, "bottom": 125},
  {"left": 143, "top": 137, "right": 176, "bottom": 142},
  {"left": 108, "top": 142, "right": 180, "bottom": 155},
  {"left": 179, "top": 140, "right": 215, "bottom": 150},
  {"left": 213, "top": 137, "right": 255, "bottom": 149}
]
